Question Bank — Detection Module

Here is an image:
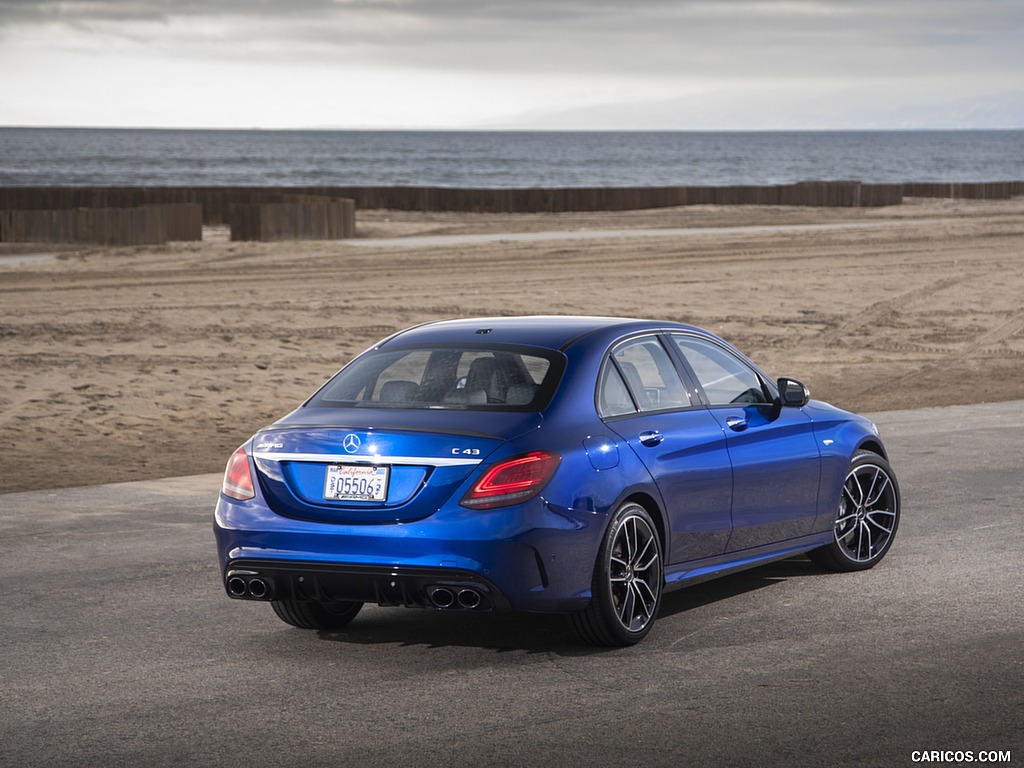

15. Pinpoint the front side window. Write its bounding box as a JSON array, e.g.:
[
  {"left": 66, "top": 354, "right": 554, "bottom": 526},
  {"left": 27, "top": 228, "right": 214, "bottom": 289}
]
[
  {"left": 598, "top": 335, "right": 690, "bottom": 417},
  {"left": 671, "top": 335, "right": 770, "bottom": 405},
  {"left": 307, "top": 345, "right": 562, "bottom": 411}
]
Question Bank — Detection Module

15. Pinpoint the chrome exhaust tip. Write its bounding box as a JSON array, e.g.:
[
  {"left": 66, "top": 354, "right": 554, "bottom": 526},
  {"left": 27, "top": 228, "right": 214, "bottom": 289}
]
[
  {"left": 227, "top": 576, "right": 247, "bottom": 597},
  {"left": 428, "top": 587, "right": 456, "bottom": 609},
  {"left": 457, "top": 589, "right": 481, "bottom": 609},
  {"left": 248, "top": 578, "right": 268, "bottom": 599}
]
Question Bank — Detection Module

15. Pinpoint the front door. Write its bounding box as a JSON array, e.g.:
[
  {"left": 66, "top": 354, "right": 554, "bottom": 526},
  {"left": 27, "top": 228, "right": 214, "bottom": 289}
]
[{"left": 669, "top": 334, "right": 821, "bottom": 552}]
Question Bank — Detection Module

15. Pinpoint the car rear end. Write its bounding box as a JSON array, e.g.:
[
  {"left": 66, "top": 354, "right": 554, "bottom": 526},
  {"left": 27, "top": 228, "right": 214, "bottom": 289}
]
[{"left": 213, "top": 338, "right": 597, "bottom": 614}]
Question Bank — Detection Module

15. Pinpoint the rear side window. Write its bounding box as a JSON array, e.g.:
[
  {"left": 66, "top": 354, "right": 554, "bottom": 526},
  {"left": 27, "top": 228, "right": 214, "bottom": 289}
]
[
  {"left": 307, "top": 344, "right": 563, "bottom": 411},
  {"left": 598, "top": 362, "right": 636, "bottom": 417},
  {"left": 598, "top": 335, "right": 690, "bottom": 417},
  {"left": 671, "top": 335, "right": 770, "bottom": 405}
]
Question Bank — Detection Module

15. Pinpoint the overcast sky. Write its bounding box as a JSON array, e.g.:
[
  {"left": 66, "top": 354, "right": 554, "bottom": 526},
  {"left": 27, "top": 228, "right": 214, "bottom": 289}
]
[{"left": 1, "top": 0, "right": 1021, "bottom": 129}]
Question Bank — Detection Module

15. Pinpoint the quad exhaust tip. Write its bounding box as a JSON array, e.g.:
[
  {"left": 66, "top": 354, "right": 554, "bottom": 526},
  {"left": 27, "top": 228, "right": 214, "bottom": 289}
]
[
  {"left": 427, "top": 585, "right": 487, "bottom": 610},
  {"left": 226, "top": 574, "right": 272, "bottom": 600},
  {"left": 227, "top": 574, "right": 489, "bottom": 609}
]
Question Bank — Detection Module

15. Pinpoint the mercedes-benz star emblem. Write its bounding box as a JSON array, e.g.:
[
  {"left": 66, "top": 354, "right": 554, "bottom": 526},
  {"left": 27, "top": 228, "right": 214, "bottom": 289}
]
[{"left": 342, "top": 434, "right": 361, "bottom": 453}]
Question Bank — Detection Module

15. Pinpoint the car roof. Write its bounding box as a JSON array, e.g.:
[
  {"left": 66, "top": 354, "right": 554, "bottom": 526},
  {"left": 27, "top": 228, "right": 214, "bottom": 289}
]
[{"left": 381, "top": 315, "right": 702, "bottom": 351}]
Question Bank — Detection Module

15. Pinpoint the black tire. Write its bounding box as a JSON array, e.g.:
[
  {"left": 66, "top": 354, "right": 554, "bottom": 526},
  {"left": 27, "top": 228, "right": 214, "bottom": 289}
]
[
  {"left": 271, "top": 599, "right": 363, "bottom": 630},
  {"left": 809, "top": 450, "right": 901, "bottom": 572},
  {"left": 571, "top": 502, "right": 664, "bottom": 647}
]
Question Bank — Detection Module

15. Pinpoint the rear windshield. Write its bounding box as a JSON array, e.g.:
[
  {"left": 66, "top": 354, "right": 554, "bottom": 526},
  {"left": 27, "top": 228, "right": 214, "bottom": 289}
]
[{"left": 307, "top": 344, "right": 565, "bottom": 411}]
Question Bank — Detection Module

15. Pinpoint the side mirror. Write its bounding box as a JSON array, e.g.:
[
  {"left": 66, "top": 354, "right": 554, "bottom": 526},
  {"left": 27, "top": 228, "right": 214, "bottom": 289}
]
[{"left": 777, "top": 377, "right": 810, "bottom": 407}]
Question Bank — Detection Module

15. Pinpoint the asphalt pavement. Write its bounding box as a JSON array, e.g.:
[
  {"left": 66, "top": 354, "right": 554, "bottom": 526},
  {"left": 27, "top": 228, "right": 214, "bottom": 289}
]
[
  {"left": 342, "top": 220, "right": 921, "bottom": 250},
  {"left": 1, "top": 401, "right": 1021, "bottom": 768}
]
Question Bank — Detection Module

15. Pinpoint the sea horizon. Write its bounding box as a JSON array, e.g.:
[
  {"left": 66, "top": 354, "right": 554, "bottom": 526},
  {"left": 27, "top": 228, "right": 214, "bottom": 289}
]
[
  {"left": 4, "top": 125, "right": 1023, "bottom": 133},
  {"left": 2, "top": 127, "right": 1023, "bottom": 188}
]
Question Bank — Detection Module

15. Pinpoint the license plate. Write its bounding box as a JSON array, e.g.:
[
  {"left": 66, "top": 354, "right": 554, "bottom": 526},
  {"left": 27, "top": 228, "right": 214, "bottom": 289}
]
[{"left": 323, "top": 464, "right": 389, "bottom": 502}]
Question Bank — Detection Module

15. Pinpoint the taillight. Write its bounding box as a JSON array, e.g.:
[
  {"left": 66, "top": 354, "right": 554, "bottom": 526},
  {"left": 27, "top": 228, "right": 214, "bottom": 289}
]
[
  {"left": 460, "top": 451, "right": 560, "bottom": 510},
  {"left": 222, "top": 446, "right": 255, "bottom": 500}
]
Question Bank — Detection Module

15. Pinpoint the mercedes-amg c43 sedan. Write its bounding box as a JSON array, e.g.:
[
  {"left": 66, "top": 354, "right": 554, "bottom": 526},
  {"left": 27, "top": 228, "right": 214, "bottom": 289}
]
[{"left": 214, "top": 316, "right": 900, "bottom": 646}]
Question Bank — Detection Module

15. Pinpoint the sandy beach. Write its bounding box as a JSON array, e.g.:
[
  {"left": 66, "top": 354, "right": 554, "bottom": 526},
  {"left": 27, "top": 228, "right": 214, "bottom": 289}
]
[{"left": 2, "top": 197, "right": 1023, "bottom": 494}]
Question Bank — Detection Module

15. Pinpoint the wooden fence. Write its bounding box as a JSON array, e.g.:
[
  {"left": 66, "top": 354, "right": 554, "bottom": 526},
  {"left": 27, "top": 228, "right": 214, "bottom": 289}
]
[
  {"left": 0, "top": 203, "right": 202, "bottom": 245},
  {"left": 2, "top": 182, "right": 1021, "bottom": 244},
  {"left": 0, "top": 182, "right": 920, "bottom": 220},
  {"left": 250, "top": 182, "right": 908, "bottom": 212},
  {"left": 3, "top": 182, "right": 1022, "bottom": 219},
  {"left": 228, "top": 198, "right": 355, "bottom": 241},
  {"left": 901, "top": 181, "right": 1024, "bottom": 200}
]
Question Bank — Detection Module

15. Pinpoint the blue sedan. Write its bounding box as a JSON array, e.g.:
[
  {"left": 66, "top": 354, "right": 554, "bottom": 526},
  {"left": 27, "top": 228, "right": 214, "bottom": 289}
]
[{"left": 214, "top": 316, "right": 900, "bottom": 646}]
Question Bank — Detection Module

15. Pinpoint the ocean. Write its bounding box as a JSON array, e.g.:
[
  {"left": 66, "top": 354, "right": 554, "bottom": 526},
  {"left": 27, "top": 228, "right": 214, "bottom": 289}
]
[{"left": 1, "top": 128, "right": 1022, "bottom": 188}]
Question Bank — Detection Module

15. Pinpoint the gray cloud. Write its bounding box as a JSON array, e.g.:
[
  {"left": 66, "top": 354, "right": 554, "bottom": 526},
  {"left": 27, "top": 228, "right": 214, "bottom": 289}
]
[
  {"left": 5, "top": 0, "right": 1023, "bottom": 53},
  {"left": 2, "top": 0, "right": 1021, "bottom": 127}
]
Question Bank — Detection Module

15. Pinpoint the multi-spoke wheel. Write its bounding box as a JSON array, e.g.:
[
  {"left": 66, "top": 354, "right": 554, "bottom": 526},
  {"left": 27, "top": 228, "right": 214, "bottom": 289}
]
[
  {"left": 571, "top": 502, "right": 664, "bottom": 646},
  {"left": 810, "top": 450, "right": 901, "bottom": 572}
]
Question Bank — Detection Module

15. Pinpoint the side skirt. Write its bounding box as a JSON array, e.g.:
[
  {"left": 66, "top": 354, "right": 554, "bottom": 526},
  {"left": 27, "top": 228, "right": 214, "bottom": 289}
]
[{"left": 663, "top": 531, "right": 834, "bottom": 592}]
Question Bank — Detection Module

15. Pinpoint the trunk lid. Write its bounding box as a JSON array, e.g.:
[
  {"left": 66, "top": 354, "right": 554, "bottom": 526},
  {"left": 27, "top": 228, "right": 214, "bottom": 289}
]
[{"left": 251, "top": 409, "right": 542, "bottom": 524}]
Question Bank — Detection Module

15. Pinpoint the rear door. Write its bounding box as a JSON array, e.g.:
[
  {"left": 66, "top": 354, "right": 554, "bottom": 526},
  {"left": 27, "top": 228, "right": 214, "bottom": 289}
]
[
  {"left": 600, "top": 335, "right": 734, "bottom": 563},
  {"left": 669, "top": 334, "right": 821, "bottom": 552}
]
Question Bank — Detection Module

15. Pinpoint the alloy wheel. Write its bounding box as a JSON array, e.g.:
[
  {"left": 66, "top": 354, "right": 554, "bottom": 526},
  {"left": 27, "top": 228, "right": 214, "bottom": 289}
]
[
  {"left": 834, "top": 462, "right": 899, "bottom": 563},
  {"left": 608, "top": 513, "right": 661, "bottom": 632}
]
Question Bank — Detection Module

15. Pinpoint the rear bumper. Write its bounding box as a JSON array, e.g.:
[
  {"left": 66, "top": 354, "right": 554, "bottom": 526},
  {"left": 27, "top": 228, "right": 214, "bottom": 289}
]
[
  {"left": 224, "top": 559, "right": 510, "bottom": 610},
  {"left": 214, "top": 493, "right": 602, "bottom": 613}
]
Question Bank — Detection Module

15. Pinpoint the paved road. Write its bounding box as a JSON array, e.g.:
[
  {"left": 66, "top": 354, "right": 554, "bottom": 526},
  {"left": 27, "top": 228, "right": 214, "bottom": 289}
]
[
  {"left": 1, "top": 402, "right": 1021, "bottom": 768},
  {"left": 0, "top": 222, "right": 919, "bottom": 267},
  {"left": 0, "top": 253, "right": 60, "bottom": 267},
  {"left": 343, "top": 220, "right": 920, "bottom": 250}
]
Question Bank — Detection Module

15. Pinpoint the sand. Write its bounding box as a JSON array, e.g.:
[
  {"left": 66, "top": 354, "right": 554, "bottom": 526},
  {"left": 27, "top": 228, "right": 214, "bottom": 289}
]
[{"left": 2, "top": 197, "right": 1023, "bottom": 494}]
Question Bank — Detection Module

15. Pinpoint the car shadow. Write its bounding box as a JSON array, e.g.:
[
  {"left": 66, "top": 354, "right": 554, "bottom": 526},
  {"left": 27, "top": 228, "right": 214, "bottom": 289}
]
[
  {"left": 312, "top": 556, "right": 828, "bottom": 655},
  {"left": 657, "top": 556, "right": 828, "bottom": 620}
]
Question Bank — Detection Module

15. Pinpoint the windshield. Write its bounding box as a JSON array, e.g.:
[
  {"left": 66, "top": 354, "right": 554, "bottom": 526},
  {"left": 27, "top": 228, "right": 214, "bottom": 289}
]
[{"left": 306, "top": 344, "right": 565, "bottom": 411}]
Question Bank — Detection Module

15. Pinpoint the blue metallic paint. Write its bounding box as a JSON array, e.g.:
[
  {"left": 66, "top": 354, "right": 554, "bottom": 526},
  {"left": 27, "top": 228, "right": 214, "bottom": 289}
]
[
  {"left": 582, "top": 435, "right": 619, "bottom": 471},
  {"left": 607, "top": 407, "right": 733, "bottom": 562},
  {"left": 214, "top": 316, "right": 889, "bottom": 621}
]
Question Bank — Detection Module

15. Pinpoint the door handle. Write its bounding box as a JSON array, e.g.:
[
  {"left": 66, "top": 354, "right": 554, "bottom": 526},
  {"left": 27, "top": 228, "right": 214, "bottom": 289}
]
[
  {"left": 638, "top": 430, "right": 664, "bottom": 447},
  {"left": 725, "top": 416, "right": 747, "bottom": 432}
]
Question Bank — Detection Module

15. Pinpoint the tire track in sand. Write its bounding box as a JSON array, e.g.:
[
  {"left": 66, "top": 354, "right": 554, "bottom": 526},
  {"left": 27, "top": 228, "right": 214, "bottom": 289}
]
[
  {"left": 817, "top": 276, "right": 964, "bottom": 348},
  {"left": 870, "top": 304, "right": 1024, "bottom": 397}
]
